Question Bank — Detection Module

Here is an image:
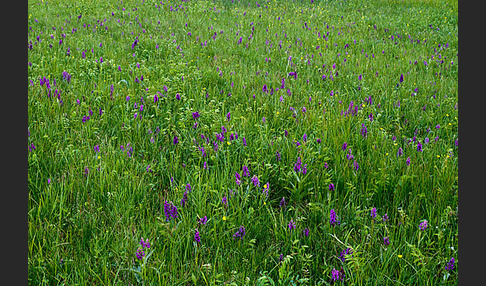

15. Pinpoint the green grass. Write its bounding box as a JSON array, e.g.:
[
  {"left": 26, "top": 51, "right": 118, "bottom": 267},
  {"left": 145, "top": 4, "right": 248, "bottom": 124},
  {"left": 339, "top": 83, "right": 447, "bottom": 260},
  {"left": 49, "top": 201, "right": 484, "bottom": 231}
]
[{"left": 28, "top": 0, "right": 458, "bottom": 284}]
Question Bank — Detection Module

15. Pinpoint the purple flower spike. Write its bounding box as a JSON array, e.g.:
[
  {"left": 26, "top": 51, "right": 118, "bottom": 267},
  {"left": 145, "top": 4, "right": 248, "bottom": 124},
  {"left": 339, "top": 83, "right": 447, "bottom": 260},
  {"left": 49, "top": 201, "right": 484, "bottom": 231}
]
[
  {"left": 419, "top": 220, "right": 428, "bottom": 231},
  {"left": 445, "top": 257, "right": 455, "bottom": 271},
  {"left": 371, "top": 207, "right": 377, "bottom": 219},
  {"left": 251, "top": 175, "right": 260, "bottom": 187},
  {"left": 288, "top": 219, "right": 296, "bottom": 230},
  {"left": 243, "top": 165, "right": 250, "bottom": 177},
  {"left": 342, "top": 142, "right": 348, "bottom": 150},
  {"left": 383, "top": 236, "right": 390, "bottom": 246},
  {"left": 330, "top": 209, "right": 338, "bottom": 226},
  {"left": 329, "top": 183, "right": 335, "bottom": 191}
]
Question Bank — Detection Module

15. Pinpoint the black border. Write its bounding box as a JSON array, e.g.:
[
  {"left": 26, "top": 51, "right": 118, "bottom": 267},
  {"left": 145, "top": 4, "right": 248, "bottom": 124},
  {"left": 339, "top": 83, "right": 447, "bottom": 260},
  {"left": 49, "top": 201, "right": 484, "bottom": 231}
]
[{"left": 458, "top": 0, "right": 477, "bottom": 285}]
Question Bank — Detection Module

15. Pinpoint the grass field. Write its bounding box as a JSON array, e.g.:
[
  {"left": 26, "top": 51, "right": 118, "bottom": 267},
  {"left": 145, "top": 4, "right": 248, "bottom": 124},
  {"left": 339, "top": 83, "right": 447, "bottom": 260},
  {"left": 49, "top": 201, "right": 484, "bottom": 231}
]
[{"left": 28, "top": 0, "right": 458, "bottom": 284}]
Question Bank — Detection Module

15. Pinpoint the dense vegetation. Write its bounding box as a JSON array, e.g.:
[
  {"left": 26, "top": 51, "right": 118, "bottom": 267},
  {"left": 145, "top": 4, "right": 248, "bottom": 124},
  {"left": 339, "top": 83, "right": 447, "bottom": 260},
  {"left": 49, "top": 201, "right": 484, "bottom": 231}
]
[{"left": 28, "top": 0, "right": 458, "bottom": 284}]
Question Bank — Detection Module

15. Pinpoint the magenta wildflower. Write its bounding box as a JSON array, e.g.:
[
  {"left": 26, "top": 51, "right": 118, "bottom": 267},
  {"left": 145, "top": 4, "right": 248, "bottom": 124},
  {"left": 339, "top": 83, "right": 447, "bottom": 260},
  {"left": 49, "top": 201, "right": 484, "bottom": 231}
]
[
  {"left": 331, "top": 268, "right": 341, "bottom": 281},
  {"left": 371, "top": 207, "right": 377, "bottom": 219},
  {"left": 242, "top": 165, "right": 250, "bottom": 177},
  {"left": 329, "top": 183, "right": 335, "bottom": 191},
  {"left": 135, "top": 248, "right": 145, "bottom": 260},
  {"left": 419, "top": 220, "right": 428, "bottom": 231},
  {"left": 262, "top": 182, "right": 269, "bottom": 197},
  {"left": 194, "top": 229, "right": 201, "bottom": 243},
  {"left": 339, "top": 248, "right": 353, "bottom": 262},
  {"left": 235, "top": 172, "right": 241, "bottom": 185},
  {"left": 180, "top": 191, "right": 188, "bottom": 207},
  {"left": 342, "top": 142, "right": 348, "bottom": 150},
  {"left": 382, "top": 213, "right": 389, "bottom": 222},
  {"left": 383, "top": 236, "right": 390, "bottom": 246},
  {"left": 288, "top": 219, "right": 296, "bottom": 230},
  {"left": 199, "top": 216, "right": 208, "bottom": 225},
  {"left": 163, "top": 201, "right": 178, "bottom": 221},
  {"left": 397, "top": 147, "right": 403, "bottom": 157},
  {"left": 294, "top": 157, "right": 302, "bottom": 172},
  {"left": 233, "top": 225, "right": 246, "bottom": 240},
  {"left": 139, "top": 237, "right": 151, "bottom": 249},
  {"left": 361, "top": 124, "right": 368, "bottom": 137},
  {"left": 330, "top": 209, "right": 339, "bottom": 226},
  {"left": 251, "top": 175, "right": 260, "bottom": 187},
  {"left": 445, "top": 257, "right": 455, "bottom": 271}
]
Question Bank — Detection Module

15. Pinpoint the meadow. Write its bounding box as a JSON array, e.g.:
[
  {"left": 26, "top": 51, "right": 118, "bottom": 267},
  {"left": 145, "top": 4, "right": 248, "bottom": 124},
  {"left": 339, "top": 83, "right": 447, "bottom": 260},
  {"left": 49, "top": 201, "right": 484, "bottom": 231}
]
[{"left": 27, "top": 0, "right": 458, "bottom": 284}]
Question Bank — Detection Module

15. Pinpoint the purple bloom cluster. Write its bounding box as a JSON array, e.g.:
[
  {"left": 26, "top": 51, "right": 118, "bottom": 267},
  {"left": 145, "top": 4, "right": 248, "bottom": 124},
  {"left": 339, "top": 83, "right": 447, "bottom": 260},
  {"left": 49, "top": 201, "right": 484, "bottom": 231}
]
[
  {"left": 136, "top": 237, "right": 151, "bottom": 260},
  {"left": 361, "top": 123, "right": 368, "bottom": 137},
  {"left": 397, "top": 147, "right": 403, "bottom": 157},
  {"left": 329, "top": 183, "right": 335, "bottom": 191},
  {"left": 180, "top": 191, "right": 188, "bottom": 207},
  {"left": 199, "top": 216, "right": 208, "bottom": 225},
  {"left": 135, "top": 248, "right": 145, "bottom": 260},
  {"left": 62, "top": 71, "right": 71, "bottom": 83},
  {"left": 28, "top": 143, "right": 36, "bottom": 152},
  {"left": 331, "top": 268, "right": 344, "bottom": 281},
  {"left": 382, "top": 213, "right": 389, "bottom": 222},
  {"left": 263, "top": 182, "right": 270, "bottom": 198},
  {"left": 339, "top": 248, "right": 353, "bottom": 262},
  {"left": 330, "top": 209, "right": 339, "bottom": 226},
  {"left": 251, "top": 175, "right": 260, "bottom": 187},
  {"left": 233, "top": 225, "right": 246, "bottom": 240},
  {"left": 288, "top": 219, "right": 296, "bottom": 230},
  {"left": 194, "top": 229, "right": 201, "bottom": 243},
  {"left": 342, "top": 142, "right": 348, "bottom": 151},
  {"left": 303, "top": 227, "right": 309, "bottom": 237},
  {"left": 445, "top": 257, "right": 455, "bottom": 271},
  {"left": 163, "top": 201, "right": 178, "bottom": 222},
  {"left": 371, "top": 207, "right": 377, "bottom": 219},
  {"left": 383, "top": 236, "right": 390, "bottom": 246},
  {"left": 242, "top": 165, "right": 249, "bottom": 177},
  {"left": 419, "top": 220, "right": 428, "bottom": 231}
]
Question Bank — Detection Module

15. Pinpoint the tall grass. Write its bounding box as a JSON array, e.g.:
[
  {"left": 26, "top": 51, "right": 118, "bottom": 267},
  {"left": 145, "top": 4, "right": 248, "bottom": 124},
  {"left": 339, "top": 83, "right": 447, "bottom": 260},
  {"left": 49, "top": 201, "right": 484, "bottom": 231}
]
[{"left": 28, "top": 0, "right": 458, "bottom": 284}]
